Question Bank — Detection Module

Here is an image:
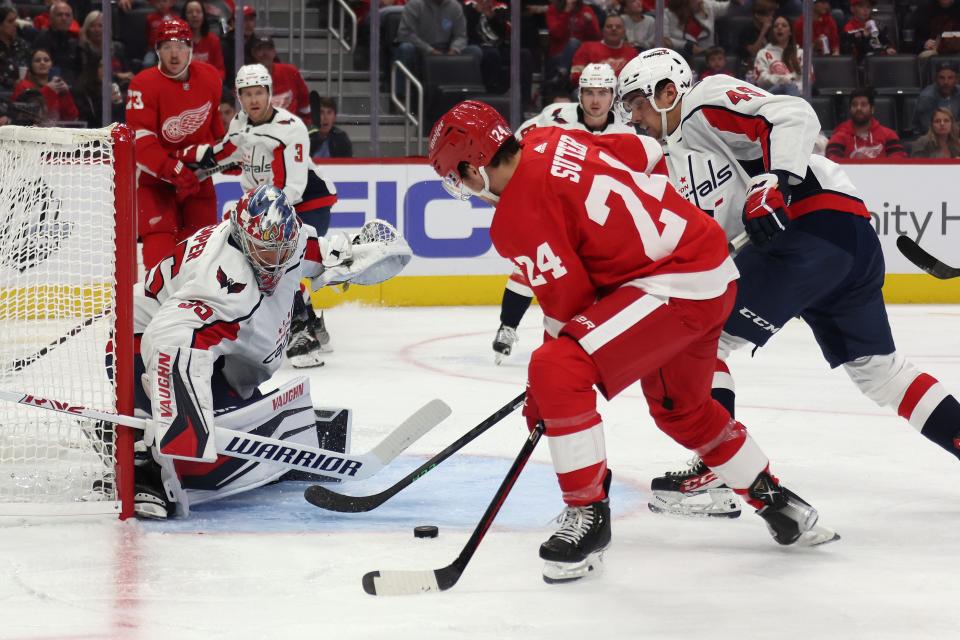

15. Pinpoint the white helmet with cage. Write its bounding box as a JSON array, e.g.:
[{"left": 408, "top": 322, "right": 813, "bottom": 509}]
[
  {"left": 235, "top": 63, "right": 273, "bottom": 99},
  {"left": 617, "top": 48, "right": 693, "bottom": 138}
]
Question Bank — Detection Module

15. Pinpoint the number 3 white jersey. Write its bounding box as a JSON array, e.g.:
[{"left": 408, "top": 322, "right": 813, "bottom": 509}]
[
  {"left": 216, "top": 106, "right": 337, "bottom": 212},
  {"left": 134, "top": 221, "right": 329, "bottom": 399},
  {"left": 663, "top": 74, "right": 868, "bottom": 241}
]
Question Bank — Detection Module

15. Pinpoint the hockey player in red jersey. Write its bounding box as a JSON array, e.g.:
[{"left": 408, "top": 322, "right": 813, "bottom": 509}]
[
  {"left": 428, "top": 100, "right": 838, "bottom": 583},
  {"left": 618, "top": 48, "right": 960, "bottom": 517},
  {"left": 126, "top": 17, "right": 225, "bottom": 269}
]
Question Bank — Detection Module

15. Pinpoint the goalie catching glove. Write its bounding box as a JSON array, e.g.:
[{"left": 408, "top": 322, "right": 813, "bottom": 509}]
[
  {"left": 742, "top": 172, "right": 791, "bottom": 247},
  {"left": 313, "top": 219, "right": 413, "bottom": 288}
]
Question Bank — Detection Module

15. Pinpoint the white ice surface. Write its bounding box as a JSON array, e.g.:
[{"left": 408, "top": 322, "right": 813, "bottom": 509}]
[{"left": 2, "top": 304, "right": 959, "bottom": 640}]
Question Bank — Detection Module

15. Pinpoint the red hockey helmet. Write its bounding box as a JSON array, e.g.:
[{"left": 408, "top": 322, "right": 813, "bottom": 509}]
[
  {"left": 155, "top": 18, "right": 193, "bottom": 47},
  {"left": 428, "top": 100, "right": 514, "bottom": 200}
]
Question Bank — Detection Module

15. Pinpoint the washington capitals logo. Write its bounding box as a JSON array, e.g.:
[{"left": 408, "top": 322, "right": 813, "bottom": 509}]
[{"left": 216, "top": 266, "right": 247, "bottom": 294}]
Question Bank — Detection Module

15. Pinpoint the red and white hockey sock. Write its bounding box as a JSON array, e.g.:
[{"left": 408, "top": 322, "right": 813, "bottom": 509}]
[
  {"left": 697, "top": 419, "right": 770, "bottom": 509},
  {"left": 899, "top": 373, "right": 960, "bottom": 458},
  {"left": 544, "top": 411, "right": 608, "bottom": 506}
]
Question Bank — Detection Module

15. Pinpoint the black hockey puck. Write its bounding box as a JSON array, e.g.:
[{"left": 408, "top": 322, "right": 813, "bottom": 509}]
[{"left": 413, "top": 525, "right": 439, "bottom": 539}]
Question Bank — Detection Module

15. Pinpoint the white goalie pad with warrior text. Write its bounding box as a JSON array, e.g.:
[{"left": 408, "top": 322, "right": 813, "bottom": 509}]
[
  {"left": 312, "top": 219, "right": 412, "bottom": 288},
  {"left": 152, "top": 376, "right": 353, "bottom": 517},
  {"left": 149, "top": 345, "right": 218, "bottom": 463}
]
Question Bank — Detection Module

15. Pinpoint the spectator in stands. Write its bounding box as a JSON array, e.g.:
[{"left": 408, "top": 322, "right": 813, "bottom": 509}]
[
  {"left": 219, "top": 97, "right": 236, "bottom": 130},
  {"left": 78, "top": 11, "right": 132, "bottom": 88},
  {"left": 72, "top": 58, "right": 123, "bottom": 127},
  {"left": 737, "top": 0, "right": 777, "bottom": 71},
  {"left": 182, "top": 0, "right": 225, "bottom": 80},
  {"left": 794, "top": 0, "right": 839, "bottom": 56},
  {"left": 13, "top": 47, "right": 79, "bottom": 122},
  {"left": 826, "top": 88, "right": 908, "bottom": 159},
  {"left": 249, "top": 35, "right": 313, "bottom": 125},
  {"left": 144, "top": 0, "right": 177, "bottom": 67},
  {"left": 545, "top": 0, "right": 600, "bottom": 82},
  {"left": 393, "top": 0, "right": 480, "bottom": 95},
  {"left": 664, "top": 0, "right": 737, "bottom": 59},
  {"left": 33, "top": 0, "right": 80, "bottom": 37},
  {"left": 622, "top": 0, "right": 656, "bottom": 50},
  {"left": 310, "top": 97, "right": 353, "bottom": 158},
  {"left": 913, "top": 60, "right": 960, "bottom": 133},
  {"left": 33, "top": 2, "right": 83, "bottom": 84},
  {"left": 754, "top": 15, "right": 803, "bottom": 95},
  {"left": 222, "top": 5, "right": 259, "bottom": 82},
  {"left": 521, "top": 0, "right": 551, "bottom": 72},
  {"left": 916, "top": 0, "right": 960, "bottom": 57},
  {"left": 0, "top": 7, "right": 30, "bottom": 91},
  {"left": 464, "top": 0, "right": 533, "bottom": 105},
  {"left": 842, "top": 0, "right": 897, "bottom": 61},
  {"left": 911, "top": 106, "right": 960, "bottom": 157},
  {"left": 570, "top": 14, "right": 638, "bottom": 85},
  {"left": 699, "top": 45, "right": 730, "bottom": 78}
]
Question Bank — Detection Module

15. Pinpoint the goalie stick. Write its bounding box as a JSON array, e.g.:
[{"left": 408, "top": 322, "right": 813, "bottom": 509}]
[
  {"left": 5, "top": 309, "right": 109, "bottom": 373},
  {"left": 0, "top": 388, "right": 451, "bottom": 482},
  {"left": 361, "top": 422, "right": 544, "bottom": 596},
  {"left": 304, "top": 391, "right": 526, "bottom": 512},
  {"left": 896, "top": 235, "right": 960, "bottom": 280}
]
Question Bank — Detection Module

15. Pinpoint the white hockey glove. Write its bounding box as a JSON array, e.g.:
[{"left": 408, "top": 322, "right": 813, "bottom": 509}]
[
  {"left": 322, "top": 231, "right": 354, "bottom": 267},
  {"left": 312, "top": 220, "right": 412, "bottom": 288},
  {"left": 147, "top": 346, "right": 218, "bottom": 462}
]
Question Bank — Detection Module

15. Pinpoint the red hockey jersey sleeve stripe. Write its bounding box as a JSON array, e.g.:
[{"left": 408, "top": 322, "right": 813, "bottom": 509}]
[
  {"left": 699, "top": 107, "right": 773, "bottom": 171},
  {"left": 788, "top": 191, "right": 869, "bottom": 220},
  {"left": 272, "top": 145, "right": 287, "bottom": 189},
  {"left": 304, "top": 236, "right": 323, "bottom": 263},
  {"left": 192, "top": 320, "right": 241, "bottom": 350}
]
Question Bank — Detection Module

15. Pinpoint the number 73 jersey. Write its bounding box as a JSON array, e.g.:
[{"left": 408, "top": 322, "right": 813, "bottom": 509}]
[{"left": 490, "top": 127, "right": 738, "bottom": 337}]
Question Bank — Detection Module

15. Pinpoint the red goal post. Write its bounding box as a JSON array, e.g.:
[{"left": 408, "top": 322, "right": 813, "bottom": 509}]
[{"left": 0, "top": 124, "right": 135, "bottom": 518}]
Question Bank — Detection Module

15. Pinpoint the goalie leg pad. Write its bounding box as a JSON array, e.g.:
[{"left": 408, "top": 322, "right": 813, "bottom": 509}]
[
  {"left": 150, "top": 346, "right": 218, "bottom": 462},
  {"left": 177, "top": 377, "right": 353, "bottom": 507}
]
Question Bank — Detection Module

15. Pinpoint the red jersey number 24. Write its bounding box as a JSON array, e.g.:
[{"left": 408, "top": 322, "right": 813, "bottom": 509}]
[{"left": 515, "top": 243, "right": 568, "bottom": 287}]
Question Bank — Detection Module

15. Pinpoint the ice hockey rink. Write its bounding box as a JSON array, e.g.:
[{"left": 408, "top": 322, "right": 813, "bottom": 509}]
[{"left": 2, "top": 302, "right": 959, "bottom": 640}]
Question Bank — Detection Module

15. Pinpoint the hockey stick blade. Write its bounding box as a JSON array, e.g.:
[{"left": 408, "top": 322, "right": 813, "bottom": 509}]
[
  {"left": 896, "top": 235, "right": 960, "bottom": 280},
  {"left": 361, "top": 423, "right": 544, "bottom": 596},
  {"left": 304, "top": 391, "right": 525, "bottom": 512},
  {"left": 0, "top": 388, "right": 450, "bottom": 482}
]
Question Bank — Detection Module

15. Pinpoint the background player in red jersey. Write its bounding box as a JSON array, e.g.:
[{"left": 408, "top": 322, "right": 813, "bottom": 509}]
[
  {"left": 125, "top": 17, "right": 225, "bottom": 269},
  {"left": 429, "top": 100, "right": 838, "bottom": 584}
]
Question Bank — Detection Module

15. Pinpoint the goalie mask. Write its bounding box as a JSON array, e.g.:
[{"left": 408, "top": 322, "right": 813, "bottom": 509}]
[
  {"left": 428, "top": 100, "right": 514, "bottom": 203},
  {"left": 229, "top": 185, "right": 300, "bottom": 295}
]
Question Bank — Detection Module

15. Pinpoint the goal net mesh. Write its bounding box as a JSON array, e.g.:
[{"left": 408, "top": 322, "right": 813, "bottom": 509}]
[{"left": 0, "top": 126, "right": 122, "bottom": 514}]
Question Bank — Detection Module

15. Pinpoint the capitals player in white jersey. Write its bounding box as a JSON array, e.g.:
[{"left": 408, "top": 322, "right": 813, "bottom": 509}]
[
  {"left": 618, "top": 48, "right": 960, "bottom": 517},
  {"left": 491, "top": 63, "right": 638, "bottom": 365},
  {"left": 132, "top": 184, "right": 411, "bottom": 518},
  {"left": 191, "top": 64, "right": 338, "bottom": 369}
]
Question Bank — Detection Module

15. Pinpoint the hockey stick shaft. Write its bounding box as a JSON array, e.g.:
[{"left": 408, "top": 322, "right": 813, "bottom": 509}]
[
  {"left": 6, "top": 310, "right": 109, "bottom": 373},
  {"left": 0, "top": 388, "right": 450, "bottom": 482},
  {"left": 896, "top": 235, "right": 960, "bottom": 280},
  {"left": 728, "top": 231, "right": 749, "bottom": 254},
  {"left": 304, "top": 391, "right": 526, "bottom": 512},
  {"left": 361, "top": 422, "right": 545, "bottom": 595}
]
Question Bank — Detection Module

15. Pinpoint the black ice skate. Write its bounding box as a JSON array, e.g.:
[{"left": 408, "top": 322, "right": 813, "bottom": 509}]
[
  {"left": 492, "top": 324, "right": 518, "bottom": 365},
  {"left": 748, "top": 472, "right": 839, "bottom": 547},
  {"left": 133, "top": 462, "right": 173, "bottom": 520},
  {"left": 540, "top": 499, "right": 611, "bottom": 584},
  {"left": 649, "top": 456, "right": 741, "bottom": 518},
  {"left": 313, "top": 310, "right": 333, "bottom": 354},
  {"left": 286, "top": 315, "right": 325, "bottom": 369}
]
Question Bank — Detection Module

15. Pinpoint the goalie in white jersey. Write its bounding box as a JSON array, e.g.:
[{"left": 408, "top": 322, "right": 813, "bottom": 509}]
[
  {"left": 491, "top": 63, "right": 638, "bottom": 365},
  {"left": 618, "top": 48, "right": 960, "bottom": 519},
  {"left": 132, "top": 184, "right": 411, "bottom": 518},
  {"left": 189, "top": 63, "right": 338, "bottom": 369}
]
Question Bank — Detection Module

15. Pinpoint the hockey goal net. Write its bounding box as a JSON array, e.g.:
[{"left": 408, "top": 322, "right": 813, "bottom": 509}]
[{"left": 0, "top": 124, "right": 135, "bottom": 518}]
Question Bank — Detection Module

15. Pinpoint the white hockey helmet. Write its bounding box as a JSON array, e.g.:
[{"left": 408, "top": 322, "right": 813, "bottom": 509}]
[
  {"left": 618, "top": 48, "right": 693, "bottom": 137},
  {"left": 579, "top": 63, "right": 617, "bottom": 90},
  {"left": 235, "top": 63, "right": 273, "bottom": 98}
]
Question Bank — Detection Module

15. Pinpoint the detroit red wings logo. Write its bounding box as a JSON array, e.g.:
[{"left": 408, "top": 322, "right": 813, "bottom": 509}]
[
  {"left": 162, "top": 103, "right": 212, "bottom": 143},
  {"left": 271, "top": 90, "right": 294, "bottom": 110},
  {"left": 216, "top": 266, "right": 247, "bottom": 293}
]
